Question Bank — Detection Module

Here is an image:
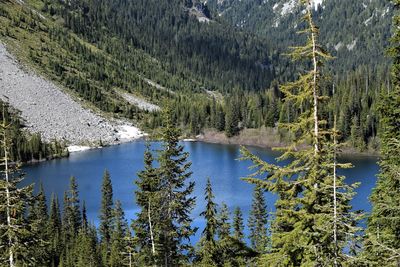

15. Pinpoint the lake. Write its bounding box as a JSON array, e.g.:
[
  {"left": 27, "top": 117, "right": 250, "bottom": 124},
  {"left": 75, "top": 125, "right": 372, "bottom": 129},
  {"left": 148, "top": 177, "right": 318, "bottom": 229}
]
[{"left": 21, "top": 141, "right": 379, "bottom": 243}]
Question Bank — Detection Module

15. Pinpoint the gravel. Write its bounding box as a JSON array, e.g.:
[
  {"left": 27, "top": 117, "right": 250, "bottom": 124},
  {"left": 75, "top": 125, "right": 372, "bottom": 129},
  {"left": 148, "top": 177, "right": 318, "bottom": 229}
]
[
  {"left": 0, "top": 43, "right": 144, "bottom": 145},
  {"left": 118, "top": 91, "right": 160, "bottom": 112}
]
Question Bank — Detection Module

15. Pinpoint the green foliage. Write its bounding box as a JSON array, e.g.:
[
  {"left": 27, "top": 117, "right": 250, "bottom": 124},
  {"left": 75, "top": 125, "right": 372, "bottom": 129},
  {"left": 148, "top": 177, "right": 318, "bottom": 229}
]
[
  {"left": 109, "top": 200, "right": 129, "bottom": 267},
  {"left": 240, "top": 2, "right": 360, "bottom": 265},
  {"left": 0, "top": 101, "right": 68, "bottom": 163},
  {"left": 99, "top": 169, "right": 114, "bottom": 264},
  {"left": 63, "top": 176, "right": 82, "bottom": 238},
  {"left": 197, "top": 178, "right": 219, "bottom": 266},
  {"left": 156, "top": 107, "right": 197, "bottom": 265},
  {"left": 206, "top": 0, "right": 392, "bottom": 77},
  {"left": 248, "top": 185, "right": 269, "bottom": 254},
  {"left": 132, "top": 143, "right": 160, "bottom": 265},
  {"left": 232, "top": 207, "right": 244, "bottom": 243},
  {"left": 217, "top": 202, "right": 231, "bottom": 240},
  {"left": 0, "top": 106, "right": 36, "bottom": 266},
  {"left": 364, "top": 0, "right": 400, "bottom": 264}
]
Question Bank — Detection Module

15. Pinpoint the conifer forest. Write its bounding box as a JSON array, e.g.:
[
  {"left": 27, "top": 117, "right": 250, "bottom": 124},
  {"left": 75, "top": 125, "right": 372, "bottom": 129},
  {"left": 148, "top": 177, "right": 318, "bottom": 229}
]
[{"left": 0, "top": 0, "right": 399, "bottom": 266}]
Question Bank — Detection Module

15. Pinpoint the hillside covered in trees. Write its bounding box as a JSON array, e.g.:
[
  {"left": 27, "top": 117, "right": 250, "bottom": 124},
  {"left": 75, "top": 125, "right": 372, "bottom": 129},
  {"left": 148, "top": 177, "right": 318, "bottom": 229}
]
[
  {"left": 0, "top": 0, "right": 399, "bottom": 266},
  {"left": 0, "top": 0, "right": 391, "bottom": 152}
]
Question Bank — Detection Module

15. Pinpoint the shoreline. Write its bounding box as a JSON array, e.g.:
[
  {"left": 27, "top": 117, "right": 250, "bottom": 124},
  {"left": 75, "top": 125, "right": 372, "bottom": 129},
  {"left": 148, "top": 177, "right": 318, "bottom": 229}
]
[{"left": 194, "top": 128, "right": 380, "bottom": 158}]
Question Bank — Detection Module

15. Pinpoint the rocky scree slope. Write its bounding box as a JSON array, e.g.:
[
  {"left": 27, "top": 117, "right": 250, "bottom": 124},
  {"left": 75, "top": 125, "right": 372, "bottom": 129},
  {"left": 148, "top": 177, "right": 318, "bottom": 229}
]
[{"left": 0, "top": 43, "right": 143, "bottom": 146}]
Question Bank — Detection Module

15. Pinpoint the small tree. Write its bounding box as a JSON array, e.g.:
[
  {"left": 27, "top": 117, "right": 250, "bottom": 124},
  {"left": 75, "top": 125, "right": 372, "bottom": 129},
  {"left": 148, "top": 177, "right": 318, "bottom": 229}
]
[
  {"left": 197, "top": 178, "right": 218, "bottom": 266},
  {"left": 132, "top": 143, "right": 160, "bottom": 265},
  {"left": 248, "top": 185, "right": 269, "bottom": 253},
  {"left": 232, "top": 207, "right": 244, "bottom": 243},
  {"left": 99, "top": 169, "right": 114, "bottom": 264}
]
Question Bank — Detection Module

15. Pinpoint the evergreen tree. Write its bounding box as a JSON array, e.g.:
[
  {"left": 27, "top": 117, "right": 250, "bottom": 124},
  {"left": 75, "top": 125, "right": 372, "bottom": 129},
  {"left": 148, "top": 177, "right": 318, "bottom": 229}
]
[
  {"left": 364, "top": 0, "right": 400, "bottom": 264},
  {"left": 82, "top": 201, "right": 88, "bottom": 230},
  {"left": 109, "top": 200, "right": 129, "bottom": 267},
  {"left": 61, "top": 176, "right": 81, "bottom": 267},
  {"left": 63, "top": 176, "right": 81, "bottom": 236},
  {"left": 225, "top": 102, "right": 239, "bottom": 138},
  {"left": 197, "top": 178, "right": 218, "bottom": 266},
  {"left": 232, "top": 207, "right": 244, "bottom": 243},
  {"left": 248, "top": 185, "right": 269, "bottom": 254},
  {"left": 157, "top": 107, "right": 197, "bottom": 265},
  {"left": 74, "top": 224, "right": 100, "bottom": 267},
  {"left": 99, "top": 169, "right": 114, "bottom": 243},
  {"left": 0, "top": 102, "right": 35, "bottom": 267},
  {"left": 29, "top": 183, "right": 50, "bottom": 265},
  {"left": 240, "top": 1, "right": 359, "bottom": 265},
  {"left": 132, "top": 143, "right": 160, "bottom": 265},
  {"left": 47, "top": 194, "right": 62, "bottom": 267},
  {"left": 99, "top": 169, "right": 114, "bottom": 264},
  {"left": 217, "top": 202, "right": 231, "bottom": 240}
]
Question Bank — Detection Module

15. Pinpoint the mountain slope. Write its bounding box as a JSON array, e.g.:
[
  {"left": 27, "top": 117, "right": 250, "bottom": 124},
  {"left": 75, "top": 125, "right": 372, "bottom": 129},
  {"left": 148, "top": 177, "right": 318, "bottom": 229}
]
[
  {"left": 205, "top": 0, "right": 392, "bottom": 73},
  {"left": 0, "top": 42, "right": 143, "bottom": 145}
]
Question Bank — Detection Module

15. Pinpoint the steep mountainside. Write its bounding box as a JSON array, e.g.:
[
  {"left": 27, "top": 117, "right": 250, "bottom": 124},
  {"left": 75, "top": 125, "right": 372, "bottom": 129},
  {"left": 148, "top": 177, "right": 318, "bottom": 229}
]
[
  {"left": 47, "top": 0, "right": 276, "bottom": 92},
  {"left": 205, "top": 0, "right": 392, "bottom": 73}
]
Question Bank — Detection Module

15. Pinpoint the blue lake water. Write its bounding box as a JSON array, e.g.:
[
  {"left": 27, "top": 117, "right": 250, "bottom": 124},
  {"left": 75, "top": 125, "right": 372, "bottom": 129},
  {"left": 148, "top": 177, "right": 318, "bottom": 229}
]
[{"left": 21, "top": 141, "right": 379, "bottom": 243}]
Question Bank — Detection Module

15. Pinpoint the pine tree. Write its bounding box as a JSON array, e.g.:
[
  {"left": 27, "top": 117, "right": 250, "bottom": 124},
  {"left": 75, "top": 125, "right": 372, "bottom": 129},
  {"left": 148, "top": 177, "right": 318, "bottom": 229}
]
[
  {"left": 28, "top": 183, "right": 50, "bottom": 265},
  {"left": 74, "top": 224, "right": 100, "bottom": 267},
  {"left": 132, "top": 143, "right": 160, "bottom": 265},
  {"left": 232, "top": 207, "right": 244, "bottom": 243},
  {"left": 364, "top": 0, "right": 400, "bottom": 264},
  {"left": 82, "top": 201, "right": 88, "bottom": 230},
  {"left": 99, "top": 169, "right": 114, "bottom": 243},
  {"left": 109, "top": 200, "right": 129, "bottom": 267},
  {"left": 47, "top": 194, "right": 62, "bottom": 267},
  {"left": 217, "top": 202, "right": 231, "bottom": 240},
  {"left": 197, "top": 178, "right": 218, "bottom": 266},
  {"left": 0, "top": 102, "right": 35, "bottom": 267},
  {"left": 99, "top": 169, "right": 114, "bottom": 264},
  {"left": 63, "top": 176, "right": 81, "bottom": 236},
  {"left": 157, "top": 107, "right": 197, "bottom": 265},
  {"left": 240, "top": 1, "right": 359, "bottom": 265},
  {"left": 61, "top": 176, "right": 81, "bottom": 267},
  {"left": 248, "top": 185, "right": 269, "bottom": 254}
]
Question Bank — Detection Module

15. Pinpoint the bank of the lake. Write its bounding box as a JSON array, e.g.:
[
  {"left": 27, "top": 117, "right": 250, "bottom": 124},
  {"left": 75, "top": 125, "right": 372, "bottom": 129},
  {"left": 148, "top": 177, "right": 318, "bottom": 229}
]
[
  {"left": 21, "top": 141, "right": 379, "bottom": 244},
  {"left": 196, "top": 128, "right": 380, "bottom": 156}
]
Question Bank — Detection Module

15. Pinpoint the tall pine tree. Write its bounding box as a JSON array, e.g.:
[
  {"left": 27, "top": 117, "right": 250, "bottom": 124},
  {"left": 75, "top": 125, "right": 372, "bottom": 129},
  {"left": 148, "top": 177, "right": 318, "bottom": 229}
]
[
  {"left": 157, "top": 107, "right": 197, "bottom": 265},
  {"left": 99, "top": 169, "right": 114, "bottom": 264},
  {"left": 240, "top": 0, "right": 359, "bottom": 265},
  {"left": 47, "top": 194, "right": 62, "bottom": 267},
  {"left": 132, "top": 143, "right": 160, "bottom": 265}
]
